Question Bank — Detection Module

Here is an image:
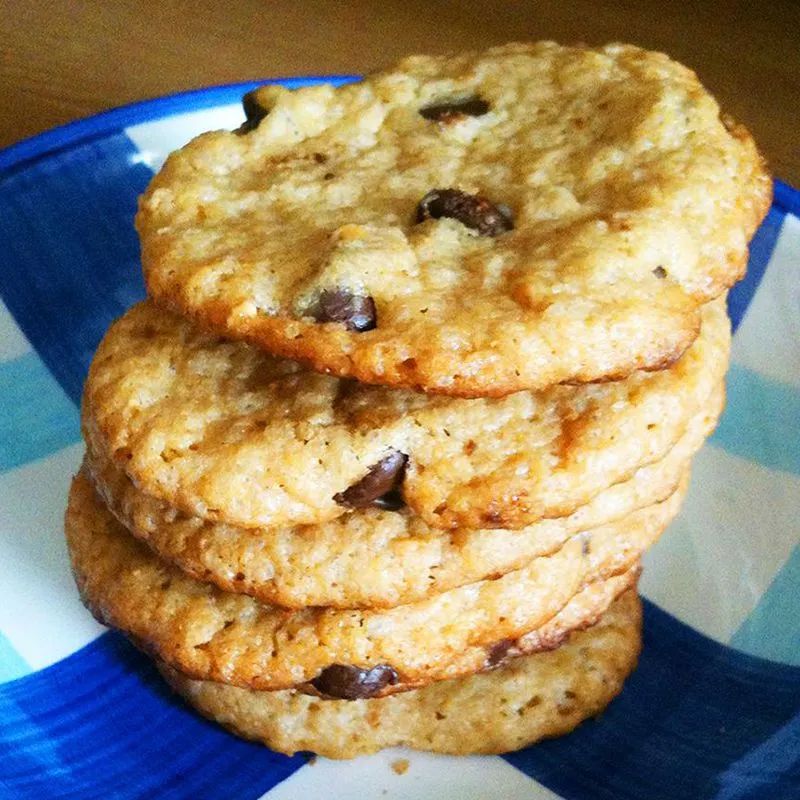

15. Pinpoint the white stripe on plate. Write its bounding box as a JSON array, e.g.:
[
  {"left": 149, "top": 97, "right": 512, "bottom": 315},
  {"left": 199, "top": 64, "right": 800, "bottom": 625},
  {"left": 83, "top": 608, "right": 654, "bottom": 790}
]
[
  {"left": 263, "top": 750, "right": 556, "bottom": 800},
  {"left": 125, "top": 104, "right": 244, "bottom": 171},
  {"left": 0, "top": 443, "right": 103, "bottom": 669},
  {"left": 731, "top": 213, "right": 800, "bottom": 387},
  {"left": 641, "top": 441, "right": 800, "bottom": 645}
]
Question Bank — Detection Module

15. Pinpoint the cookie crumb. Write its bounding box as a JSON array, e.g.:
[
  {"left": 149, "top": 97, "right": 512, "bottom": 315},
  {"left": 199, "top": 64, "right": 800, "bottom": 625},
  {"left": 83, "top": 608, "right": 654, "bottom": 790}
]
[{"left": 391, "top": 758, "right": 410, "bottom": 775}]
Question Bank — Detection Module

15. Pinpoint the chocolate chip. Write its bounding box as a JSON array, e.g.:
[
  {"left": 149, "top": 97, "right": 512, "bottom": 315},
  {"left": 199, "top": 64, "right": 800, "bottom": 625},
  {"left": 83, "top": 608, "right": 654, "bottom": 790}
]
[
  {"left": 311, "top": 663, "right": 399, "bottom": 699},
  {"left": 371, "top": 490, "right": 405, "bottom": 511},
  {"left": 416, "top": 189, "right": 514, "bottom": 236},
  {"left": 653, "top": 266, "right": 667, "bottom": 279},
  {"left": 486, "top": 638, "right": 518, "bottom": 668},
  {"left": 235, "top": 89, "right": 269, "bottom": 135},
  {"left": 312, "top": 289, "right": 376, "bottom": 332},
  {"left": 334, "top": 450, "right": 408, "bottom": 508},
  {"left": 242, "top": 90, "right": 265, "bottom": 122},
  {"left": 419, "top": 96, "right": 490, "bottom": 122}
]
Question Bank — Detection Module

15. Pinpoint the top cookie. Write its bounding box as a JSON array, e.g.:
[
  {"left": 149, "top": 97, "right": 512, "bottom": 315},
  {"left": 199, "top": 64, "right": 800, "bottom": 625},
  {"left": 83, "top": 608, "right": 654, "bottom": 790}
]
[{"left": 137, "top": 42, "right": 769, "bottom": 396}]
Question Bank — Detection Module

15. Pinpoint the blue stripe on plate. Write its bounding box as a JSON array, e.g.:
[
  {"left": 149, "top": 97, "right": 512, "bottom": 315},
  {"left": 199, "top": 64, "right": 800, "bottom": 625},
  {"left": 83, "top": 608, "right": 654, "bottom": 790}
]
[
  {"left": 775, "top": 180, "right": 800, "bottom": 217},
  {"left": 0, "top": 634, "right": 30, "bottom": 683},
  {"left": 711, "top": 363, "right": 800, "bottom": 475},
  {"left": 0, "top": 131, "right": 150, "bottom": 406},
  {"left": 0, "top": 632, "right": 305, "bottom": 800},
  {"left": 714, "top": 715, "right": 800, "bottom": 800},
  {"left": 0, "top": 352, "right": 80, "bottom": 472},
  {"left": 727, "top": 202, "right": 786, "bottom": 333},
  {"left": 504, "top": 599, "right": 800, "bottom": 800},
  {"left": 731, "top": 543, "right": 800, "bottom": 666},
  {"left": 3, "top": 603, "right": 798, "bottom": 800}
]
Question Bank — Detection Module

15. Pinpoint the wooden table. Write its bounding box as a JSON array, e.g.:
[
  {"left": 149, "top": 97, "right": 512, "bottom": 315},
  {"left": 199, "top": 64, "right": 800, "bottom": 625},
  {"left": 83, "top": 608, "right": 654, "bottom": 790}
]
[{"left": 2, "top": 0, "right": 799, "bottom": 184}]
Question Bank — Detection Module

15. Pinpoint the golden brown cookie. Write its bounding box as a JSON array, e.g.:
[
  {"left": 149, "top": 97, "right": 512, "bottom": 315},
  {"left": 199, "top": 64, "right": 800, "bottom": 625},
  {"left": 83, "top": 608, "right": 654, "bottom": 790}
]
[
  {"left": 137, "top": 42, "right": 768, "bottom": 396},
  {"left": 66, "top": 470, "right": 680, "bottom": 693},
  {"left": 85, "top": 385, "right": 721, "bottom": 608},
  {"left": 82, "top": 299, "right": 728, "bottom": 531},
  {"left": 159, "top": 590, "right": 642, "bottom": 758},
  {"left": 350, "top": 565, "right": 641, "bottom": 696}
]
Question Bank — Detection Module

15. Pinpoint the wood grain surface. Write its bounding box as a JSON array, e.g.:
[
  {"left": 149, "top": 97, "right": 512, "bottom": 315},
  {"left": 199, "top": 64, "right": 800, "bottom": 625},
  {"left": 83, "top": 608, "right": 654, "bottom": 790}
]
[{"left": 1, "top": 0, "right": 798, "bottom": 183}]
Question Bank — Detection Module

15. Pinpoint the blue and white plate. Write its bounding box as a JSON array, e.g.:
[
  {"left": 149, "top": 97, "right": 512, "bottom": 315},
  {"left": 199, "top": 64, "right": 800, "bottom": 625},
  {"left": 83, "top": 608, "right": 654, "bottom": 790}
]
[{"left": 1, "top": 79, "right": 798, "bottom": 800}]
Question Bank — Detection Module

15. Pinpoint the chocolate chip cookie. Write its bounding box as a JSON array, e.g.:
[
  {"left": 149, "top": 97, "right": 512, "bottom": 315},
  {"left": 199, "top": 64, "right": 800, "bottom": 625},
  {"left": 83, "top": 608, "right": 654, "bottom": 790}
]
[
  {"left": 85, "top": 386, "right": 720, "bottom": 608},
  {"left": 82, "top": 299, "right": 728, "bottom": 531},
  {"left": 158, "top": 590, "right": 641, "bottom": 757},
  {"left": 137, "top": 42, "right": 768, "bottom": 396}
]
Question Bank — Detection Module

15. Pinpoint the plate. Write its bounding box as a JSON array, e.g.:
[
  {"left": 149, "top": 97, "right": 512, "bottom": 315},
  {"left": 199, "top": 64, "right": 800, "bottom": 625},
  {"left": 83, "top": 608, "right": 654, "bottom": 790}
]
[{"left": 0, "top": 79, "right": 798, "bottom": 800}]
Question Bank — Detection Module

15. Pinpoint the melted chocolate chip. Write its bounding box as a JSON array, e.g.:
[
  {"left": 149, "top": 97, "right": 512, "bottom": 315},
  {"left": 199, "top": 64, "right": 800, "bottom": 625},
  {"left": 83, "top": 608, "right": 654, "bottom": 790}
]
[
  {"left": 312, "top": 289, "right": 377, "bottom": 332},
  {"left": 419, "top": 96, "right": 490, "bottom": 122},
  {"left": 653, "top": 266, "right": 667, "bottom": 279},
  {"left": 416, "top": 189, "right": 514, "bottom": 236},
  {"left": 311, "top": 663, "right": 399, "bottom": 699},
  {"left": 236, "top": 89, "right": 269, "bottom": 135},
  {"left": 486, "top": 638, "right": 517, "bottom": 668},
  {"left": 334, "top": 450, "right": 408, "bottom": 508}
]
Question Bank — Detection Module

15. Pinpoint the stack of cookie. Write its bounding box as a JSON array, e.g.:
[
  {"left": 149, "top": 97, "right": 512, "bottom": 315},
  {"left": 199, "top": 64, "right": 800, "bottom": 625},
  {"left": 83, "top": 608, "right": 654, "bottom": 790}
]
[{"left": 66, "top": 42, "right": 770, "bottom": 759}]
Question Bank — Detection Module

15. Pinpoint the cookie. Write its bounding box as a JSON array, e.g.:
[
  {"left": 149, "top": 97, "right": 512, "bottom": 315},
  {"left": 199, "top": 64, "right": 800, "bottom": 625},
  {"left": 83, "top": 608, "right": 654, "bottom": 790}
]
[
  {"left": 346, "top": 565, "right": 641, "bottom": 696},
  {"left": 85, "top": 385, "right": 721, "bottom": 608},
  {"left": 137, "top": 42, "right": 769, "bottom": 397},
  {"left": 158, "top": 590, "right": 641, "bottom": 758},
  {"left": 82, "top": 298, "right": 728, "bottom": 531},
  {"left": 66, "top": 470, "right": 680, "bottom": 692}
]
